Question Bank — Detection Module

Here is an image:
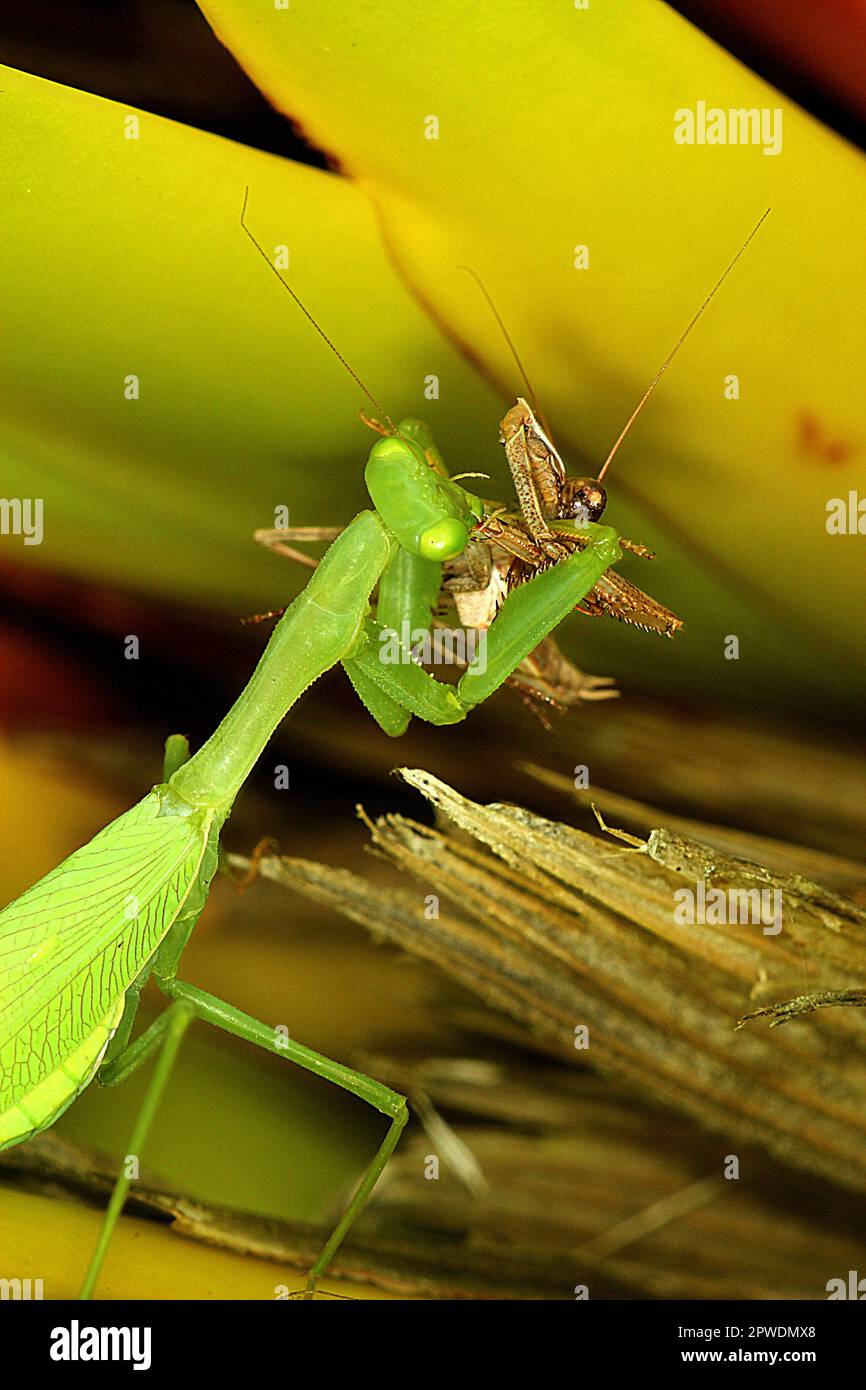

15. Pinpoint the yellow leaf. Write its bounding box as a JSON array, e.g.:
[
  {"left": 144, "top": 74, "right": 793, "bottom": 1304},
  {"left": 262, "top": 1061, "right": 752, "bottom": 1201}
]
[{"left": 198, "top": 0, "right": 866, "bottom": 706}]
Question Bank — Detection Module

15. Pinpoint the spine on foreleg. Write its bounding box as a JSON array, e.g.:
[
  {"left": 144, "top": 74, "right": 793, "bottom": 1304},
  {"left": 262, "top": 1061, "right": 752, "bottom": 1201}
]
[{"left": 458, "top": 526, "right": 621, "bottom": 708}]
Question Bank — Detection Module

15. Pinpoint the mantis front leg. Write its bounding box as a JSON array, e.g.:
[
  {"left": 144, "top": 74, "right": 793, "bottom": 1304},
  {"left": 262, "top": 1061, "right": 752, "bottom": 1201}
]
[
  {"left": 457, "top": 523, "right": 622, "bottom": 707},
  {"left": 344, "top": 523, "right": 623, "bottom": 727},
  {"left": 344, "top": 542, "right": 443, "bottom": 737}
]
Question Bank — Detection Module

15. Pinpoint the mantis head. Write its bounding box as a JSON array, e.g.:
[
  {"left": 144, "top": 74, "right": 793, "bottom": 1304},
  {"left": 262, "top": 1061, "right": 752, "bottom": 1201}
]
[{"left": 365, "top": 432, "right": 482, "bottom": 562}]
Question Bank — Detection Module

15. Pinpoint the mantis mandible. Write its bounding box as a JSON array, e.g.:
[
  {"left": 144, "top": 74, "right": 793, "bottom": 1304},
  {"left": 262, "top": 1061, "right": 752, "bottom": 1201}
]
[{"left": 0, "top": 193, "right": 639, "bottom": 1299}]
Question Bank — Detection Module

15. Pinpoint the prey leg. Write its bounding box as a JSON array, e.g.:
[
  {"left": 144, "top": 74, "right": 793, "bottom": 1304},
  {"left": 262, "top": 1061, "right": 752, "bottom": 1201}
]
[
  {"left": 499, "top": 403, "right": 570, "bottom": 559},
  {"left": 254, "top": 525, "right": 344, "bottom": 569}
]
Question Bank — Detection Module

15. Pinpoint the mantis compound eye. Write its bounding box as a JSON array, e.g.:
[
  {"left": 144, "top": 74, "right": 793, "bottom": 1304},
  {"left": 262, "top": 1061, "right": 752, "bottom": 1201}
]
[
  {"left": 418, "top": 517, "right": 469, "bottom": 561},
  {"left": 558, "top": 478, "right": 607, "bottom": 523}
]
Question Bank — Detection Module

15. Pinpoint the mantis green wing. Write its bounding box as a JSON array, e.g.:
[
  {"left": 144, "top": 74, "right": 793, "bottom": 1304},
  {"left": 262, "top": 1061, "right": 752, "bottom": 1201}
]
[
  {"left": 0, "top": 789, "right": 221, "bottom": 1149},
  {"left": 0, "top": 510, "right": 395, "bottom": 1151}
]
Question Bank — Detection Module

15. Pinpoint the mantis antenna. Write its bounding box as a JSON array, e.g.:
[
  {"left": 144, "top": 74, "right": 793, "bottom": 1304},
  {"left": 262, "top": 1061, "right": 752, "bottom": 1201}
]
[
  {"left": 240, "top": 186, "right": 398, "bottom": 434},
  {"left": 597, "top": 208, "right": 771, "bottom": 481}
]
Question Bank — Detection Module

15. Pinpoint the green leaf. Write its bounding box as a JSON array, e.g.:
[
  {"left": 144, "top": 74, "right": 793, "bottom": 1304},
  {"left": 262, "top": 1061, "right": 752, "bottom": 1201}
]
[{"left": 0, "top": 64, "right": 500, "bottom": 611}]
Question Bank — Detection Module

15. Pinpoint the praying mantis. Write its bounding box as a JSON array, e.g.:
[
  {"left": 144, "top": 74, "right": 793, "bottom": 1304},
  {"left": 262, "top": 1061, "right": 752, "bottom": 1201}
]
[{"left": 0, "top": 192, "right": 767, "bottom": 1299}]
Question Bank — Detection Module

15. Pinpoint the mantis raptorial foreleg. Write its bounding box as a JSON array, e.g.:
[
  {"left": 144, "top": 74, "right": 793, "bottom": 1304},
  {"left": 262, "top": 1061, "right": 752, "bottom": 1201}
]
[
  {"left": 345, "top": 540, "right": 443, "bottom": 736},
  {"left": 340, "top": 523, "right": 623, "bottom": 728}
]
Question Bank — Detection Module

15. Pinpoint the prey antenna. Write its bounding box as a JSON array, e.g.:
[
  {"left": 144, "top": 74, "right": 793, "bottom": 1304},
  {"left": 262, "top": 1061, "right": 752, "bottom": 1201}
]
[
  {"left": 597, "top": 208, "right": 771, "bottom": 482},
  {"left": 241, "top": 187, "right": 397, "bottom": 433},
  {"left": 457, "top": 264, "right": 554, "bottom": 438}
]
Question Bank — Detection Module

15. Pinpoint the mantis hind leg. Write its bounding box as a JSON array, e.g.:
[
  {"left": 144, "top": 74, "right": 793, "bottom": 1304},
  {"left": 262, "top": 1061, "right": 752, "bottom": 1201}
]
[
  {"left": 79, "top": 732, "right": 201, "bottom": 1298},
  {"left": 159, "top": 977, "right": 408, "bottom": 1298},
  {"left": 95, "top": 733, "right": 195, "bottom": 1074},
  {"left": 79, "top": 1000, "right": 194, "bottom": 1299}
]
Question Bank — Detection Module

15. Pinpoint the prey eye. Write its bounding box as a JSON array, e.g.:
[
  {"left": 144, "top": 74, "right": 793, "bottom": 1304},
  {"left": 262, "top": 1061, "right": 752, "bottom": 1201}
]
[{"left": 558, "top": 478, "right": 607, "bottom": 523}]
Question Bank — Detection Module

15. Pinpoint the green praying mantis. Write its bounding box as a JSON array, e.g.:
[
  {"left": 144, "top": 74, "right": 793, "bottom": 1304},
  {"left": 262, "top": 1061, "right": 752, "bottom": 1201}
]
[{"left": 0, "top": 193, "right": 767, "bottom": 1299}]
